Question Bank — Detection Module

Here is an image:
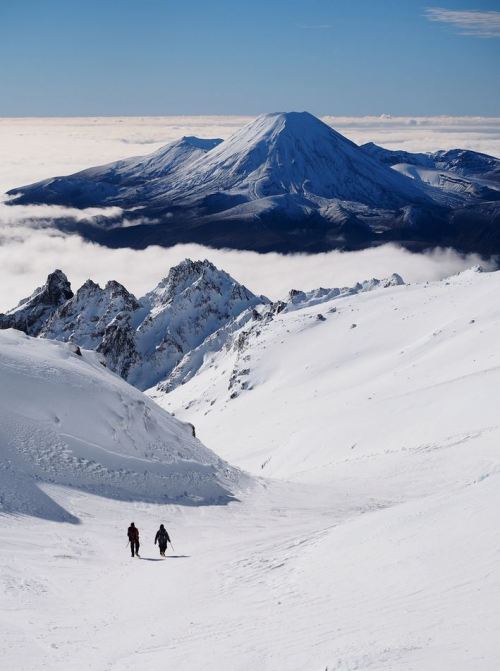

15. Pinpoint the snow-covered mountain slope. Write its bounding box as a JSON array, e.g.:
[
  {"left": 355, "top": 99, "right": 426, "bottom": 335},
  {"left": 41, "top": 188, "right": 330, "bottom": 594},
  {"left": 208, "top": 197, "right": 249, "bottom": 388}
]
[
  {"left": 362, "top": 141, "right": 500, "bottom": 200},
  {"left": 362, "top": 141, "right": 500, "bottom": 178},
  {"left": 361, "top": 141, "right": 434, "bottom": 168},
  {"left": 6, "top": 136, "right": 222, "bottom": 208},
  {"left": 0, "top": 329, "right": 240, "bottom": 520},
  {"left": 156, "top": 272, "right": 405, "bottom": 394},
  {"left": 11, "top": 112, "right": 483, "bottom": 253},
  {"left": 391, "top": 162, "right": 500, "bottom": 201},
  {"left": 9, "top": 113, "right": 431, "bottom": 210},
  {"left": 0, "top": 259, "right": 266, "bottom": 390},
  {"left": 42, "top": 278, "right": 141, "bottom": 349},
  {"left": 7, "top": 111, "right": 500, "bottom": 252},
  {"left": 3, "top": 268, "right": 500, "bottom": 670},
  {"left": 156, "top": 112, "right": 434, "bottom": 209},
  {"left": 153, "top": 267, "right": 500, "bottom": 488}
]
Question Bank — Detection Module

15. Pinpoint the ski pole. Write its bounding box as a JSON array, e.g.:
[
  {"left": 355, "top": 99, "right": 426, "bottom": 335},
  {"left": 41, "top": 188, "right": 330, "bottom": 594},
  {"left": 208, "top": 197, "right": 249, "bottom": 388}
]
[{"left": 169, "top": 542, "right": 175, "bottom": 553}]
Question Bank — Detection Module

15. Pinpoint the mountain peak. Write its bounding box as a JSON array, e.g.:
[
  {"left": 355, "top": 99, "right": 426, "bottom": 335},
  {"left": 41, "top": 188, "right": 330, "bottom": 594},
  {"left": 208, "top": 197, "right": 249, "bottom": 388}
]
[
  {"left": 145, "top": 258, "right": 242, "bottom": 308},
  {"left": 14, "top": 269, "right": 72, "bottom": 312},
  {"left": 170, "top": 110, "right": 427, "bottom": 208},
  {"left": 0, "top": 269, "right": 73, "bottom": 336},
  {"left": 257, "top": 110, "right": 324, "bottom": 126}
]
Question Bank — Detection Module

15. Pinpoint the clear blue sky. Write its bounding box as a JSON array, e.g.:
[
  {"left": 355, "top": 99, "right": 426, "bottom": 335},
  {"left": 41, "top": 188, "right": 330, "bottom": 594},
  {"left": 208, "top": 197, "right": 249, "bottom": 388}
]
[{"left": 0, "top": 0, "right": 499, "bottom": 116}]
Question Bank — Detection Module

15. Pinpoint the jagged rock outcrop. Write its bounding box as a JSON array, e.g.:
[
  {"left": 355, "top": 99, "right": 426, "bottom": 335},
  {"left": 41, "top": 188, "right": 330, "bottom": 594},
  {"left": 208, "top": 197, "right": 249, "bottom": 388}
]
[
  {"left": 281, "top": 273, "right": 404, "bottom": 313},
  {"left": 42, "top": 279, "right": 141, "bottom": 348},
  {"left": 0, "top": 259, "right": 405, "bottom": 396},
  {"left": 0, "top": 259, "right": 266, "bottom": 390},
  {"left": 0, "top": 270, "right": 73, "bottom": 335},
  {"left": 127, "top": 259, "right": 266, "bottom": 389},
  {"left": 97, "top": 312, "right": 140, "bottom": 379}
]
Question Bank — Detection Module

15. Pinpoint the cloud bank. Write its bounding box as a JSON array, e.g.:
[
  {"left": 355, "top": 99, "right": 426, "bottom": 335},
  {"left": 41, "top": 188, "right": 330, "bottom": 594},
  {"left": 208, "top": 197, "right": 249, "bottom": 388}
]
[
  {"left": 426, "top": 8, "right": 500, "bottom": 38},
  {"left": 0, "top": 213, "right": 494, "bottom": 313}
]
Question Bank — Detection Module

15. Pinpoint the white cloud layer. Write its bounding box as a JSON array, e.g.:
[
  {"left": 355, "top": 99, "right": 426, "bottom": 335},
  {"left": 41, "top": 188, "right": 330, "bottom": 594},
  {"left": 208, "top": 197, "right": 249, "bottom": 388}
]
[
  {"left": 0, "top": 116, "right": 498, "bottom": 313},
  {"left": 0, "top": 217, "right": 494, "bottom": 313},
  {"left": 426, "top": 8, "right": 500, "bottom": 38}
]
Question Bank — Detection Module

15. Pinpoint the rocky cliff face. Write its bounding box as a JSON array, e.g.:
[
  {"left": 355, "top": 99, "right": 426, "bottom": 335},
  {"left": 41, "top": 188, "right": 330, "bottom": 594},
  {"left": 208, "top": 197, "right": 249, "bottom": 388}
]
[
  {"left": 0, "top": 270, "right": 73, "bottom": 336},
  {"left": 42, "top": 279, "right": 141, "bottom": 348}
]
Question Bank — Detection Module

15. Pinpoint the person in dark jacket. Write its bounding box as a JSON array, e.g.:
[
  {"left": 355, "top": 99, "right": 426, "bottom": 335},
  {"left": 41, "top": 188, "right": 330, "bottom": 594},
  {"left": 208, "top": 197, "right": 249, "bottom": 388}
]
[
  {"left": 127, "top": 522, "right": 140, "bottom": 558},
  {"left": 154, "top": 524, "right": 171, "bottom": 557}
]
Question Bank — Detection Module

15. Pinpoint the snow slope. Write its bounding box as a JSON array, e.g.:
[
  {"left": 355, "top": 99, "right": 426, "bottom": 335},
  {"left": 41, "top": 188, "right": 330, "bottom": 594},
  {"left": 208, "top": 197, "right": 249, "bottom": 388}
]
[
  {"left": 362, "top": 141, "right": 500, "bottom": 180},
  {"left": 362, "top": 141, "right": 500, "bottom": 201},
  {"left": 2, "top": 269, "right": 500, "bottom": 669},
  {"left": 9, "top": 113, "right": 431, "bottom": 210},
  {"left": 0, "top": 329, "right": 240, "bottom": 520},
  {"left": 391, "top": 162, "right": 500, "bottom": 201},
  {"left": 157, "top": 267, "right": 500, "bottom": 488},
  {"left": 158, "top": 112, "right": 433, "bottom": 209},
  {"left": 5, "top": 136, "right": 222, "bottom": 209}
]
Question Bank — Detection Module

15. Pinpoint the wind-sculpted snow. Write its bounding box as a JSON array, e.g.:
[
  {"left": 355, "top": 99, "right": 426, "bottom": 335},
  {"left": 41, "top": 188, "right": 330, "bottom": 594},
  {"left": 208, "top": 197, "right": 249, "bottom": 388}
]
[
  {"left": 3, "top": 268, "right": 500, "bottom": 669},
  {"left": 0, "top": 259, "right": 266, "bottom": 391},
  {"left": 0, "top": 329, "right": 241, "bottom": 521}
]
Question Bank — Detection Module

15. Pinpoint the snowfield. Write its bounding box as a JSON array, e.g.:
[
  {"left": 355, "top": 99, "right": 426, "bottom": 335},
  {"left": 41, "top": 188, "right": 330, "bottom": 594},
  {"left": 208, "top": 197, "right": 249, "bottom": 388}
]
[
  {"left": 0, "top": 329, "right": 240, "bottom": 519},
  {"left": 2, "top": 267, "right": 500, "bottom": 669}
]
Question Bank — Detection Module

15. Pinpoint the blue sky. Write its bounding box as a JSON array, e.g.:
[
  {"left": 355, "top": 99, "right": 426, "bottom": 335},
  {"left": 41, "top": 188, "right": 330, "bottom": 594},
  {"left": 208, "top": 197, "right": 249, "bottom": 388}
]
[{"left": 0, "top": 0, "right": 499, "bottom": 116}]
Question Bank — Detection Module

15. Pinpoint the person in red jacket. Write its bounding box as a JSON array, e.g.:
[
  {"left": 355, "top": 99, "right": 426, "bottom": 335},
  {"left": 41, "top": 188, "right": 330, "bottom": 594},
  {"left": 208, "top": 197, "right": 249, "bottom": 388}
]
[{"left": 127, "top": 522, "right": 140, "bottom": 558}]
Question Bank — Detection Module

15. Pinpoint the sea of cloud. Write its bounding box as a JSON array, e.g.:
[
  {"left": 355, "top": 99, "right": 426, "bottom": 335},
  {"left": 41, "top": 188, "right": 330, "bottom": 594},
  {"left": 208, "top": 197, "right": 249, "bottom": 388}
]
[{"left": 0, "top": 115, "right": 498, "bottom": 311}]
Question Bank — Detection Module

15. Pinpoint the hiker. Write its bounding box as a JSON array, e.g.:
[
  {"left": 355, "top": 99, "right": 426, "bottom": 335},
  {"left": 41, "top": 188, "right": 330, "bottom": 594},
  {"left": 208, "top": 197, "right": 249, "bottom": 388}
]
[
  {"left": 154, "top": 524, "right": 171, "bottom": 557},
  {"left": 127, "top": 522, "right": 140, "bottom": 558}
]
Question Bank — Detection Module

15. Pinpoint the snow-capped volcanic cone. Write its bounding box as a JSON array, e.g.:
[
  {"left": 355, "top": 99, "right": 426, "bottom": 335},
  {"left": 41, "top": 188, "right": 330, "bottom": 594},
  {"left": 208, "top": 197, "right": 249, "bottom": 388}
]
[
  {"left": 0, "top": 329, "right": 241, "bottom": 520},
  {"left": 8, "top": 112, "right": 430, "bottom": 210},
  {"left": 11, "top": 111, "right": 500, "bottom": 253},
  {"left": 159, "top": 112, "right": 433, "bottom": 208}
]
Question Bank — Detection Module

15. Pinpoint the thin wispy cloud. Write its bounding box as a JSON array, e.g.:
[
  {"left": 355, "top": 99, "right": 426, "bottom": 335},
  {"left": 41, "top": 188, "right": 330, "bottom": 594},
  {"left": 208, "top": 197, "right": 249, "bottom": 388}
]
[{"left": 426, "top": 7, "right": 500, "bottom": 38}]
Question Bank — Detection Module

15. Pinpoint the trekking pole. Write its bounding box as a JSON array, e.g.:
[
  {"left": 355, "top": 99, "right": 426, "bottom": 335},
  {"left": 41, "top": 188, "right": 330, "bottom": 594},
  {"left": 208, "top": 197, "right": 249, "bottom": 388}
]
[
  {"left": 169, "top": 542, "right": 176, "bottom": 554},
  {"left": 126, "top": 540, "right": 130, "bottom": 549}
]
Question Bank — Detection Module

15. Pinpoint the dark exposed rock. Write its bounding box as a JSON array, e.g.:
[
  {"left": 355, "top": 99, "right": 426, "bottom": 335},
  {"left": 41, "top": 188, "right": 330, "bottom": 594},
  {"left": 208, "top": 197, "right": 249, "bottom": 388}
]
[{"left": 0, "top": 270, "right": 73, "bottom": 336}]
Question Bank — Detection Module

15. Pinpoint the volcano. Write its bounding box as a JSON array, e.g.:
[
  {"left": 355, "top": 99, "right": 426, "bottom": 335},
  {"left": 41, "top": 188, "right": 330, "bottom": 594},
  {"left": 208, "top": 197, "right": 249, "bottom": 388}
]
[{"left": 7, "top": 112, "right": 500, "bottom": 253}]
